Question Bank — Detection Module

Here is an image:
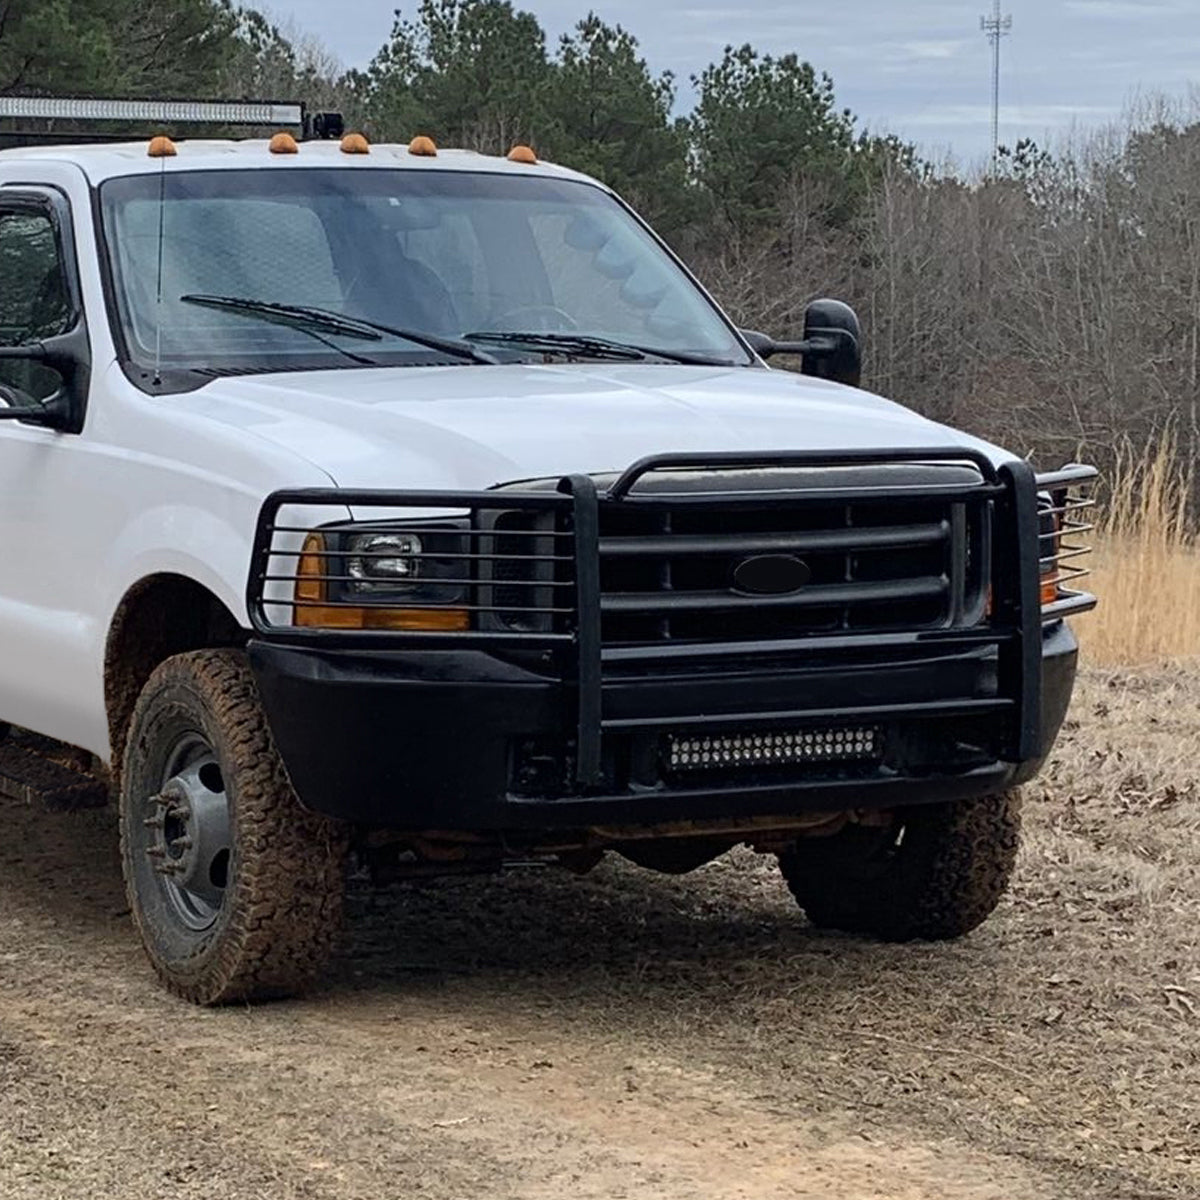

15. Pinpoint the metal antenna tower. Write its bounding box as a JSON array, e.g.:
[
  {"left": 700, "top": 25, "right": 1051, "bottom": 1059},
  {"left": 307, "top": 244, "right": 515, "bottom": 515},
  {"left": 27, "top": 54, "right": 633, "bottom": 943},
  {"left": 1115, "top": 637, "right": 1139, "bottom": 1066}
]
[{"left": 980, "top": 0, "right": 1012, "bottom": 170}]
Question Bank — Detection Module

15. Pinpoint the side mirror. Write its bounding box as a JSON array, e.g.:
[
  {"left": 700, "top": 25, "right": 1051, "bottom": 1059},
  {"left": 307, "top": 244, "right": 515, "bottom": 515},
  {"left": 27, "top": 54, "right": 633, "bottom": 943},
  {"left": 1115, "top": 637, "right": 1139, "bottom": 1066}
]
[
  {"left": 742, "top": 298, "right": 863, "bottom": 389},
  {"left": 800, "top": 299, "right": 862, "bottom": 388},
  {"left": 0, "top": 325, "right": 89, "bottom": 432}
]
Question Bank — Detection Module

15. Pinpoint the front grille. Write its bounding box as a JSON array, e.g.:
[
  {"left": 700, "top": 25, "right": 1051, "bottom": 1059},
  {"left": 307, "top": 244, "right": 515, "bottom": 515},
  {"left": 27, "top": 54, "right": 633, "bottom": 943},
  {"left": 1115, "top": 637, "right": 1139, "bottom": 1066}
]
[{"left": 596, "top": 472, "right": 989, "bottom": 646}]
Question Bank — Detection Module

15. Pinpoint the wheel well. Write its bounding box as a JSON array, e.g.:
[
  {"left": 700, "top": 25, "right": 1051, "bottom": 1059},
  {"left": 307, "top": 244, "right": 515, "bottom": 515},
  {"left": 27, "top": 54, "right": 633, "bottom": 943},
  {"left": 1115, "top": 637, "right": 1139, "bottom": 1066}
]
[{"left": 105, "top": 575, "right": 245, "bottom": 775}]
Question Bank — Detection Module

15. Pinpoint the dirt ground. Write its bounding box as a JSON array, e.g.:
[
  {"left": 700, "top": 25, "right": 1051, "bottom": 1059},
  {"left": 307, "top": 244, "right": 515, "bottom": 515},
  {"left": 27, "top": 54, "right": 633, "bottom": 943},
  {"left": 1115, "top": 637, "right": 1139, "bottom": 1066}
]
[{"left": 1, "top": 666, "right": 1198, "bottom": 1200}]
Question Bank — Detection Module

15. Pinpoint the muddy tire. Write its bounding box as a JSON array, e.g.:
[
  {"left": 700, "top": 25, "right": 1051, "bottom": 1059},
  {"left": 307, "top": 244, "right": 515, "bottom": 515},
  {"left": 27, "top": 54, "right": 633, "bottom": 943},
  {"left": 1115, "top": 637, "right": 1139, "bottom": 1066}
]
[
  {"left": 777, "top": 792, "right": 1021, "bottom": 941},
  {"left": 119, "top": 649, "right": 347, "bottom": 1004}
]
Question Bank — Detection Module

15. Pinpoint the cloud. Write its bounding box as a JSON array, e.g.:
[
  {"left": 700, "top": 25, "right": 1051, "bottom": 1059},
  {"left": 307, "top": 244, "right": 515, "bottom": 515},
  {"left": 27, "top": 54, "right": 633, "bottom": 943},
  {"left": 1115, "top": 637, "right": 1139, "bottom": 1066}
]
[
  {"left": 1064, "top": 1, "right": 1186, "bottom": 17},
  {"left": 898, "top": 40, "right": 969, "bottom": 60},
  {"left": 898, "top": 103, "right": 1121, "bottom": 128}
]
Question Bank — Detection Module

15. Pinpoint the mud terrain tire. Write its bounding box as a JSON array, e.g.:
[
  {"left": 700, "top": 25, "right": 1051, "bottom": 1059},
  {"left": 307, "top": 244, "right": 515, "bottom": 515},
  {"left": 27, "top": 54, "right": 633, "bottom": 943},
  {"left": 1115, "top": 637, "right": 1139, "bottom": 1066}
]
[
  {"left": 119, "top": 649, "right": 347, "bottom": 1004},
  {"left": 777, "top": 792, "right": 1021, "bottom": 941}
]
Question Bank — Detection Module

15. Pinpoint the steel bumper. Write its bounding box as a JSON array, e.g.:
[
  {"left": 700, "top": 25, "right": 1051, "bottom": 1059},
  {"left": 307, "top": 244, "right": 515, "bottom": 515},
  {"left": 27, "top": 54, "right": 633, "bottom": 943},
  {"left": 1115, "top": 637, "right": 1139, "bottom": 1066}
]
[{"left": 248, "top": 621, "right": 1077, "bottom": 831}]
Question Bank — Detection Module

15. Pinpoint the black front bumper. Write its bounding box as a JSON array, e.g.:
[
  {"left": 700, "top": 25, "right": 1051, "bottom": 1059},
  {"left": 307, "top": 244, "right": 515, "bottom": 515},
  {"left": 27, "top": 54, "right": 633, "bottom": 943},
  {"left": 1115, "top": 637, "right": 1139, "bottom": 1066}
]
[{"left": 248, "top": 622, "right": 1078, "bottom": 831}]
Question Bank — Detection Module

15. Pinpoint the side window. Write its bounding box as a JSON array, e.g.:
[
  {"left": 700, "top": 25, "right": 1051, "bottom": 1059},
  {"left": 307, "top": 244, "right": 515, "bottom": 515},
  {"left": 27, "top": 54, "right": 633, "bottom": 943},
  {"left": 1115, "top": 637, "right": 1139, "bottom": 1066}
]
[{"left": 0, "top": 209, "right": 71, "bottom": 403}]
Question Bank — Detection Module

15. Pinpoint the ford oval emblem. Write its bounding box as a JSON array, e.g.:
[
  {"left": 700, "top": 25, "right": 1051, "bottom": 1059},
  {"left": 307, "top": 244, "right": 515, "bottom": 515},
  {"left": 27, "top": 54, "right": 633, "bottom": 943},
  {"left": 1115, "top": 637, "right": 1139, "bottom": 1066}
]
[{"left": 731, "top": 554, "right": 812, "bottom": 596}]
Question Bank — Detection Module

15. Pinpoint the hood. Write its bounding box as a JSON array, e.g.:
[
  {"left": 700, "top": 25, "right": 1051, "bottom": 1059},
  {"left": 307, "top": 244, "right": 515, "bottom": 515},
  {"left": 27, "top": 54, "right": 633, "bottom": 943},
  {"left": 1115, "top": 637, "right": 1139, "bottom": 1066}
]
[{"left": 174, "top": 362, "right": 1008, "bottom": 490}]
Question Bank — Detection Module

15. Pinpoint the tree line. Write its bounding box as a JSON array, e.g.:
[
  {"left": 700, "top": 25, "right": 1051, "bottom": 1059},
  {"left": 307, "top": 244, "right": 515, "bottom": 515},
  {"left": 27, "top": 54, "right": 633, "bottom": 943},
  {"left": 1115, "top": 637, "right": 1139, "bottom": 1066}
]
[{"left": 3, "top": 0, "right": 1197, "bottom": 481}]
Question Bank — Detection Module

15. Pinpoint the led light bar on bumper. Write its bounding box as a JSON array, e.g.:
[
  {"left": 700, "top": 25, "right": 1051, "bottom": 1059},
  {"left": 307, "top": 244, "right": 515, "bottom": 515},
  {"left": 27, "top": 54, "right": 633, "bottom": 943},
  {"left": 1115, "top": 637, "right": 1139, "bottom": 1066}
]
[
  {"left": 0, "top": 96, "right": 304, "bottom": 126},
  {"left": 666, "top": 727, "right": 884, "bottom": 772}
]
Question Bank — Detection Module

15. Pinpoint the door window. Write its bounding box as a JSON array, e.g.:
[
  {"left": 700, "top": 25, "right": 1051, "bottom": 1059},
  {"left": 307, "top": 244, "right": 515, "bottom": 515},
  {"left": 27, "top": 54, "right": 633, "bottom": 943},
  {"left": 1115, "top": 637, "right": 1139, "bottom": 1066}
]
[{"left": 0, "top": 209, "right": 71, "bottom": 403}]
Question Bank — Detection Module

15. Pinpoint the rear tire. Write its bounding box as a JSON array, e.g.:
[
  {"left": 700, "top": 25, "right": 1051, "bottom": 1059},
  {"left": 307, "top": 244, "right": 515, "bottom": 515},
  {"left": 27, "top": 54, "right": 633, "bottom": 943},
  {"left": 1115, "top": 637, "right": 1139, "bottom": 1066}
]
[
  {"left": 119, "top": 649, "right": 347, "bottom": 1004},
  {"left": 777, "top": 792, "right": 1021, "bottom": 941}
]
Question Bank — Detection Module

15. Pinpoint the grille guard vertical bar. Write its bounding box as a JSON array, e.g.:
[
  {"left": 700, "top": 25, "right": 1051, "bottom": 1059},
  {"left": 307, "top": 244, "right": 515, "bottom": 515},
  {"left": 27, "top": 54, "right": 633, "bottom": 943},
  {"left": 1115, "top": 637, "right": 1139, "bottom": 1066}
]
[
  {"left": 997, "top": 460, "right": 1043, "bottom": 761},
  {"left": 247, "top": 490, "right": 285, "bottom": 632},
  {"left": 561, "top": 474, "right": 603, "bottom": 786}
]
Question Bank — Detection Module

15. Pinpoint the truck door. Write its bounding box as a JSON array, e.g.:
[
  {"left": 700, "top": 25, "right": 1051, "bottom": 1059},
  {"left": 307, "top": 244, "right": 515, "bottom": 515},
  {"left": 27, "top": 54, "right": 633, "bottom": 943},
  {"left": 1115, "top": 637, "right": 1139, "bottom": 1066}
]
[{"left": 0, "top": 186, "right": 100, "bottom": 749}]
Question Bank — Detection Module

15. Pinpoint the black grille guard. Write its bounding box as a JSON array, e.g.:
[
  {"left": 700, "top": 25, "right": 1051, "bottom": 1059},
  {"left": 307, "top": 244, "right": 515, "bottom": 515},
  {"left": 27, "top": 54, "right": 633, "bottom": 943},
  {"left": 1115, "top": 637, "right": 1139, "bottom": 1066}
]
[{"left": 247, "top": 449, "right": 1097, "bottom": 789}]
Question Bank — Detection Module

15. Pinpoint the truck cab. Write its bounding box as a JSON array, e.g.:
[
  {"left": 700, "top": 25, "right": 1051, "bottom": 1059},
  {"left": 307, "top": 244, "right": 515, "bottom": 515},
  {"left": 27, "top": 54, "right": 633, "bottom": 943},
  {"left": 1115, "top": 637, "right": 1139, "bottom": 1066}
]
[{"left": 0, "top": 100, "right": 1095, "bottom": 1004}]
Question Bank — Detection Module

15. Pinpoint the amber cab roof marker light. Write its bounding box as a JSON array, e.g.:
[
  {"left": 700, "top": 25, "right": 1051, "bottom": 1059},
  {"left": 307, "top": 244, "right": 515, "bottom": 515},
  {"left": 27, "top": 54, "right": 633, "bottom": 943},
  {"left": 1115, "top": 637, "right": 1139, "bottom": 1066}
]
[
  {"left": 408, "top": 135, "right": 438, "bottom": 157},
  {"left": 340, "top": 132, "right": 370, "bottom": 155},
  {"left": 269, "top": 131, "right": 300, "bottom": 155},
  {"left": 507, "top": 144, "right": 538, "bottom": 164},
  {"left": 147, "top": 135, "right": 177, "bottom": 158}
]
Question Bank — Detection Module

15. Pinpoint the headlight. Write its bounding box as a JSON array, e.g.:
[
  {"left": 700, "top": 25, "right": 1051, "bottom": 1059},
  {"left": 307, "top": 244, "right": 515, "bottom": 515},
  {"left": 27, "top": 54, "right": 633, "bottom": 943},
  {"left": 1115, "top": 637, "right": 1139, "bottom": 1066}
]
[
  {"left": 347, "top": 532, "right": 423, "bottom": 591},
  {"left": 293, "top": 522, "right": 470, "bottom": 631}
]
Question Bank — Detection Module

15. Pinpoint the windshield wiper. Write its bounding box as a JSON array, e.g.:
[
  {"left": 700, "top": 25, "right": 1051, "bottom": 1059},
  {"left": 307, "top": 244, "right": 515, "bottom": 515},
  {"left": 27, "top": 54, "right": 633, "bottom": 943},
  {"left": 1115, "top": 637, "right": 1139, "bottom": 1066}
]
[
  {"left": 464, "top": 330, "right": 736, "bottom": 366},
  {"left": 180, "top": 296, "right": 497, "bottom": 365}
]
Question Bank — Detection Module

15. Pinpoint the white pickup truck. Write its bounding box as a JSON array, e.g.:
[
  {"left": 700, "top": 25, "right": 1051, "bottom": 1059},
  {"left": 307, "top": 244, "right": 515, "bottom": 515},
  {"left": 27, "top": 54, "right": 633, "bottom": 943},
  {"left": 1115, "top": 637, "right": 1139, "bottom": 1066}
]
[{"left": 0, "top": 99, "right": 1095, "bottom": 1004}]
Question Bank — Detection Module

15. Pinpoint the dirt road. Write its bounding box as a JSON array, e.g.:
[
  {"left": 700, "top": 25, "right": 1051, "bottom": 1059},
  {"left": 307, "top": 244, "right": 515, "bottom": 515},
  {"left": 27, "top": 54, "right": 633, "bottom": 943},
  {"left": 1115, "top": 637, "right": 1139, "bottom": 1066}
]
[{"left": 1, "top": 667, "right": 1197, "bottom": 1200}]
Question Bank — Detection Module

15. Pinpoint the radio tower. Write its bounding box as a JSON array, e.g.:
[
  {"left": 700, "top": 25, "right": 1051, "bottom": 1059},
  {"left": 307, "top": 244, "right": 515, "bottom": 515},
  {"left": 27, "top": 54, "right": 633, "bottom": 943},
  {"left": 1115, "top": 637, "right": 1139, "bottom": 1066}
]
[{"left": 980, "top": 0, "right": 1012, "bottom": 170}]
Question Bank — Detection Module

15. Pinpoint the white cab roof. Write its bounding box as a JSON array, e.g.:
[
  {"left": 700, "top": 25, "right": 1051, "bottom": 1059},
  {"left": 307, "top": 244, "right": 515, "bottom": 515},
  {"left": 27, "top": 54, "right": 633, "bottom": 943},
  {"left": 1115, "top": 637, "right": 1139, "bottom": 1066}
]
[{"left": 0, "top": 139, "right": 602, "bottom": 188}]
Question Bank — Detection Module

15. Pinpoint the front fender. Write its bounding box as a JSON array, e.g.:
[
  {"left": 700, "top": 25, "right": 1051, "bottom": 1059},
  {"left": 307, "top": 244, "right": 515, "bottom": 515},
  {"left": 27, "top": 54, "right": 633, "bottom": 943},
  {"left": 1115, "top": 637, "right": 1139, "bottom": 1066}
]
[{"left": 100, "top": 504, "right": 259, "bottom": 636}]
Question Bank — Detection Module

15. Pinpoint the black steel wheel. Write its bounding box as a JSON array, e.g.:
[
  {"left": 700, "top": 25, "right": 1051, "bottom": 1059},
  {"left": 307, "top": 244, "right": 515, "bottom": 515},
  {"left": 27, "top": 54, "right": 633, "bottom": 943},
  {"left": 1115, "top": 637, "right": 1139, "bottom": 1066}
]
[
  {"left": 119, "top": 649, "right": 347, "bottom": 1004},
  {"left": 777, "top": 792, "right": 1021, "bottom": 941}
]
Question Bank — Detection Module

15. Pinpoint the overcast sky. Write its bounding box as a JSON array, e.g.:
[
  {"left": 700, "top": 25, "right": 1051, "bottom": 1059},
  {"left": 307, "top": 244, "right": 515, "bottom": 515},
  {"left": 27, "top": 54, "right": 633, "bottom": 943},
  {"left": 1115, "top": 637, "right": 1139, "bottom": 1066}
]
[{"left": 267, "top": 0, "right": 1199, "bottom": 164}]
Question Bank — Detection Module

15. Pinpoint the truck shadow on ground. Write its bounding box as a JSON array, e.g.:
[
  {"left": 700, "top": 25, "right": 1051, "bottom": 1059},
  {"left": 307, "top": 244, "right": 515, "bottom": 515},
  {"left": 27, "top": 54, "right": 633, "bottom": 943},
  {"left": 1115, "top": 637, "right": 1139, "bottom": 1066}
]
[{"left": 0, "top": 797, "right": 979, "bottom": 1026}]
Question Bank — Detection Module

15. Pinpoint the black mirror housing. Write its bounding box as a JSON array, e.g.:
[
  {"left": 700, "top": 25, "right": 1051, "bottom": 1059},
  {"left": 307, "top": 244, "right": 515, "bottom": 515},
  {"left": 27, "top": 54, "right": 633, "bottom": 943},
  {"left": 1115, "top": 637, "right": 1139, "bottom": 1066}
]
[
  {"left": 740, "top": 300, "right": 863, "bottom": 389},
  {"left": 0, "top": 325, "right": 90, "bottom": 432},
  {"left": 800, "top": 299, "right": 862, "bottom": 388},
  {"left": 740, "top": 329, "right": 776, "bottom": 359}
]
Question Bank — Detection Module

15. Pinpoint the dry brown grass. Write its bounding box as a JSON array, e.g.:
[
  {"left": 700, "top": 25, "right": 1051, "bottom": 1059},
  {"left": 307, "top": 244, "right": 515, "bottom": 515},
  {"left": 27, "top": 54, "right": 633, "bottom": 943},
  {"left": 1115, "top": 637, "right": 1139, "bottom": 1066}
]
[{"left": 1074, "top": 437, "right": 1200, "bottom": 666}]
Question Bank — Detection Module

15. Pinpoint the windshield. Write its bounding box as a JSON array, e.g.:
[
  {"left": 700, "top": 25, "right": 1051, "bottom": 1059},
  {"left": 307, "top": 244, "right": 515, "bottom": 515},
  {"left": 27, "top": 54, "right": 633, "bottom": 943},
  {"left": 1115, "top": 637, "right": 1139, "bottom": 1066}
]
[{"left": 99, "top": 168, "right": 750, "bottom": 385}]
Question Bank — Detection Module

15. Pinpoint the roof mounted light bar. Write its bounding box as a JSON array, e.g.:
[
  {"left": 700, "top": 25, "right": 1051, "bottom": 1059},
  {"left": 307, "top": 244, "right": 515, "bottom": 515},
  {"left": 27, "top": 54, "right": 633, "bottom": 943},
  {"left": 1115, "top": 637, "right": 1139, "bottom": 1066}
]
[{"left": 0, "top": 97, "right": 304, "bottom": 127}]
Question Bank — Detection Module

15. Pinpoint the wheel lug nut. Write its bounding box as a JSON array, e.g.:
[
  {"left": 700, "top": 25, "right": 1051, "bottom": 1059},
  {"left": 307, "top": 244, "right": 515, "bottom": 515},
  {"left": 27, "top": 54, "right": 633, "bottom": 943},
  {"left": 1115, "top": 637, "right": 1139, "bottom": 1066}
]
[
  {"left": 143, "top": 815, "right": 165, "bottom": 829},
  {"left": 146, "top": 846, "right": 166, "bottom": 859}
]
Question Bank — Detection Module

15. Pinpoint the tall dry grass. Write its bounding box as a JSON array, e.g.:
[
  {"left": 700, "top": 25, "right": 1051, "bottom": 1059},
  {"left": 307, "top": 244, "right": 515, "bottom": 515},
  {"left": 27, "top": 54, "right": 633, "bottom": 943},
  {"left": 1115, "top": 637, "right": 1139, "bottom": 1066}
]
[{"left": 1075, "top": 436, "right": 1200, "bottom": 666}]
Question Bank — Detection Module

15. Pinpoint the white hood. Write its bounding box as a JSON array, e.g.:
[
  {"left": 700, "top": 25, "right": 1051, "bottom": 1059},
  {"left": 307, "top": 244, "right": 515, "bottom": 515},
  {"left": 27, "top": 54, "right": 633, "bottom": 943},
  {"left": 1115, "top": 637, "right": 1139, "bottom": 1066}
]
[{"left": 175, "top": 362, "right": 1009, "bottom": 490}]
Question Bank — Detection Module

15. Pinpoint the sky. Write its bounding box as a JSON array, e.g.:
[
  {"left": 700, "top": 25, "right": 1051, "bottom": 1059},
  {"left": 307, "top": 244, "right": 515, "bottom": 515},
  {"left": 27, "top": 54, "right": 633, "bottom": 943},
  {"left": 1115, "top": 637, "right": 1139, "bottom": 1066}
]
[{"left": 267, "top": 0, "right": 1200, "bottom": 165}]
